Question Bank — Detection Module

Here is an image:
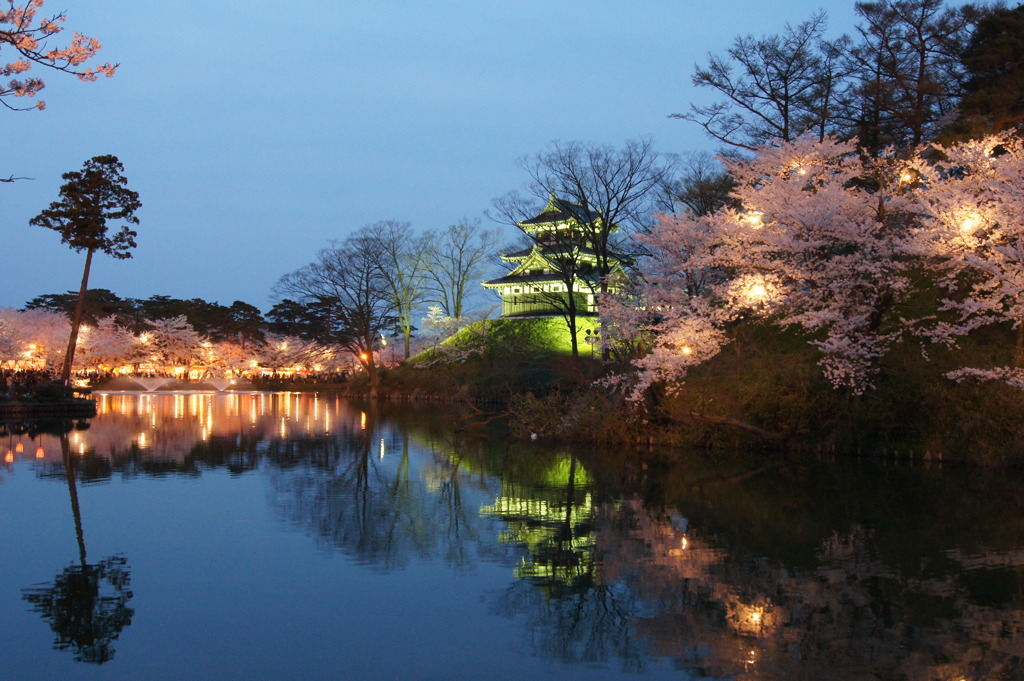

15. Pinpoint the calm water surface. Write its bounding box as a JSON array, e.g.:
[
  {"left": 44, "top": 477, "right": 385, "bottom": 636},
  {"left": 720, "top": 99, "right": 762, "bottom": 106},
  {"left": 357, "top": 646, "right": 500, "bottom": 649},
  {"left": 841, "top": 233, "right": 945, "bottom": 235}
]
[{"left": 2, "top": 392, "right": 1024, "bottom": 681}]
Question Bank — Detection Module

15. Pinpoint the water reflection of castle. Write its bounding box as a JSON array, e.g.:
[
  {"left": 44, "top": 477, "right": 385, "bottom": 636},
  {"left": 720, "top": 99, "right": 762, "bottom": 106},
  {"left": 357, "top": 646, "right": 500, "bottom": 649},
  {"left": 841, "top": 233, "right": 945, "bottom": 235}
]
[
  {"left": 482, "top": 460, "right": 1024, "bottom": 680},
  {"left": 9, "top": 395, "right": 1024, "bottom": 680}
]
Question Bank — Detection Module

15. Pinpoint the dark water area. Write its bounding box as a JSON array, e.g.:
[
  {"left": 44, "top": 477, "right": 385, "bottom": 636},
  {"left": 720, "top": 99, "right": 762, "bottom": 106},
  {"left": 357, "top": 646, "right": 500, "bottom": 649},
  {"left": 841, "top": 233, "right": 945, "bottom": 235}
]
[{"left": 2, "top": 392, "right": 1023, "bottom": 680}]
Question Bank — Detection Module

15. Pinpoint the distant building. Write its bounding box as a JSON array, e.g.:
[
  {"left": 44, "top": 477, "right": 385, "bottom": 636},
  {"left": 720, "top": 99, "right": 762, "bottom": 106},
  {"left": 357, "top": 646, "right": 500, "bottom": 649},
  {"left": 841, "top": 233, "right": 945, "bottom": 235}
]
[{"left": 483, "top": 194, "right": 629, "bottom": 318}]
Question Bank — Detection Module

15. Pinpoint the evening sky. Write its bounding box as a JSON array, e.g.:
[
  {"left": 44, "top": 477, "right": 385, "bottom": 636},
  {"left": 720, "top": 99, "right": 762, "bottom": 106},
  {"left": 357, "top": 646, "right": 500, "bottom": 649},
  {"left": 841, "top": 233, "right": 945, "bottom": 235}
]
[{"left": 3, "top": 0, "right": 940, "bottom": 312}]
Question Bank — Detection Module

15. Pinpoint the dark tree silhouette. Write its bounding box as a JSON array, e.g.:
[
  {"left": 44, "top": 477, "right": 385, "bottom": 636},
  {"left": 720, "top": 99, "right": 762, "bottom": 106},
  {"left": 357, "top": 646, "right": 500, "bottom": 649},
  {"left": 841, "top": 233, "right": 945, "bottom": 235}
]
[
  {"left": 274, "top": 230, "right": 397, "bottom": 396},
  {"left": 30, "top": 155, "right": 141, "bottom": 384},
  {"left": 22, "top": 432, "right": 134, "bottom": 664}
]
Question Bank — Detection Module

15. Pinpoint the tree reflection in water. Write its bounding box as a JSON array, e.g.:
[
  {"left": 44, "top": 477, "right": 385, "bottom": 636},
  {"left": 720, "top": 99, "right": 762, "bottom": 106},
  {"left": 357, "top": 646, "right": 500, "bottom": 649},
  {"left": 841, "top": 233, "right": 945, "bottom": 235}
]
[
  {"left": 264, "top": 405, "right": 493, "bottom": 569},
  {"left": 22, "top": 429, "right": 133, "bottom": 664},
  {"left": 20, "top": 393, "right": 1024, "bottom": 678}
]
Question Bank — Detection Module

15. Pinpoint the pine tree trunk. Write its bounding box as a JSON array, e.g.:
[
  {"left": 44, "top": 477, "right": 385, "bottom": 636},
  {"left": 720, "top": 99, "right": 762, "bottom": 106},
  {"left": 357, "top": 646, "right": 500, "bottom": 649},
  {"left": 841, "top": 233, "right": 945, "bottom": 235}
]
[{"left": 61, "top": 248, "right": 94, "bottom": 385}]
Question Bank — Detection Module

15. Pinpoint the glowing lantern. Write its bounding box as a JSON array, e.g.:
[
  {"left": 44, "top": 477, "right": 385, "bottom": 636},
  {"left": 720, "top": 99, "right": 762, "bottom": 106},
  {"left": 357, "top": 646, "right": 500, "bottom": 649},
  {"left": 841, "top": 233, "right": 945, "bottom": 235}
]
[
  {"left": 35, "top": 447, "right": 44, "bottom": 459},
  {"left": 960, "top": 215, "right": 982, "bottom": 234}
]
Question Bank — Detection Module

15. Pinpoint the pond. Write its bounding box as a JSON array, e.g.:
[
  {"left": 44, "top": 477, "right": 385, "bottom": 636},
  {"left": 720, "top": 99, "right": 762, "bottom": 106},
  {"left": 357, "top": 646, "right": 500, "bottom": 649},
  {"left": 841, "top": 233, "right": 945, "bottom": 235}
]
[{"left": 2, "top": 392, "right": 1023, "bottom": 680}]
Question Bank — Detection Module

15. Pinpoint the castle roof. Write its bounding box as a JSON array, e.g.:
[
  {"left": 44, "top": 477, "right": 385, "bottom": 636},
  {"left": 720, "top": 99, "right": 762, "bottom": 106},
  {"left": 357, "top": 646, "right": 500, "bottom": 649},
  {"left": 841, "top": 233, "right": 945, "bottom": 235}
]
[{"left": 519, "top": 194, "right": 602, "bottom": 228}]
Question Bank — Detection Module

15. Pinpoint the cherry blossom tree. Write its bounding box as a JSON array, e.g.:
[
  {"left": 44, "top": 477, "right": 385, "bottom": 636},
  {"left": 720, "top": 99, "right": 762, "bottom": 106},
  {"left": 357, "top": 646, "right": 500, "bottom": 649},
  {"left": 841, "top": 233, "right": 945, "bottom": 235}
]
[
  {"left": 138, "top": 316, "right": 204, "bottom": 370},
  {"left": 615, "top": 135, "right": 921, "bottom": 397},
  {"left": 74, "top": 316, "right": 134, "bottom": 371},
  {"left": 712, "top": 136, "right": 917, "bottom": 392},
  {"left": 0, "top": 307, "right": 68, "bottom": 369},
  {"left": 0, "top": 307, "right": 19, "bottom": 360},
  {"left": 909, "top": 132, "right": 1024, "bottom": 386},
  {"left": 600, "top": 212, "right": 734, "bottom": 397},
  {"left": 203, "top": 340, "right": 246, "bottom": 376},
  {"left": 1, "top": 0, "right": 116, "bottom": 113},
  {"left": 257, "top": 333, "right": 334, "bottom": 375}
]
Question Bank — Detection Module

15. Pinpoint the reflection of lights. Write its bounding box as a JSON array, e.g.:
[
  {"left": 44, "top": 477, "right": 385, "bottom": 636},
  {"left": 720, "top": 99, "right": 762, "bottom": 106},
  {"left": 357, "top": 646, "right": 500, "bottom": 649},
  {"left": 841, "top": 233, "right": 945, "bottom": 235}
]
[
  {"left": 681, "top": 536, "right": 688, "bottom": 550},
  {"left": 735, "top": 603, "right": 774, "bottom": 637},
  {"left": 360, "top": 412, "right": 367, "bottom": 430},
  {"left": 138, "top": 433, "right": 147, "bottom": 449},
  {"left": 379, "top": 438, "right": 385, "bottom": 460}
]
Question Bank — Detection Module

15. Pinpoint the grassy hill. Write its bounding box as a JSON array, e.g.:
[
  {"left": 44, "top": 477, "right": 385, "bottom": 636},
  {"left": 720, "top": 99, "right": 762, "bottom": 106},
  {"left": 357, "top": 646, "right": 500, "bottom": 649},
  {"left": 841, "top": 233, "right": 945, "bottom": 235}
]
[{"left": 361, "top": 314, "right": 1024, "bottom": 463}]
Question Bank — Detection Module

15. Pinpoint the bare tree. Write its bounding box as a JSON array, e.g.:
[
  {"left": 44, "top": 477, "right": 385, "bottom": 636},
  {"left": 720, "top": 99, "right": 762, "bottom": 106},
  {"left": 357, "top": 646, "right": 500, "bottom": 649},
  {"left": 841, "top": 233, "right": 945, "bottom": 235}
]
[
  {"left": 368, "top": 220, "right": 429, "bottom": 359},
  {"left": 273, "top": 229, "right": 396, "bottom": 396},
  {"left": 491, "top": 139, "right": 670, "bottom": 357},
  {"left": 673, "top": 12, "right": 850, "bottom": 152},
  {"left": 842, "top": 0, "right": 982, "bottom": 154},
  {"left": 495, "top": 138, "right": 671, "bottom": 288},
  {"left": 668, "top": 151, "right": 738, "bottom": 217},
  {"left": 422, "top": 218, "right": 503, "bottom": 320}
]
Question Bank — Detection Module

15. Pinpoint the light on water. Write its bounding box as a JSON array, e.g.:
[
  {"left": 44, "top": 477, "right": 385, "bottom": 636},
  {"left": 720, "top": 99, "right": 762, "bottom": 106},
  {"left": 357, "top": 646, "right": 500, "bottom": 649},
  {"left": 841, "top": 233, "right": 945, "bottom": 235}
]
[{"left": 2, "top": 392, "right": 1024, "bottom": 680}]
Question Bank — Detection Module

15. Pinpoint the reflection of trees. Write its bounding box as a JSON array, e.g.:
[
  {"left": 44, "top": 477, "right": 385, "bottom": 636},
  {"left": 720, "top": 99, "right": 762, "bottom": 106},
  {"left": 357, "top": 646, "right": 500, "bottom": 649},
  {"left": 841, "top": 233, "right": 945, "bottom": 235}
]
[
  {"left": 264, "top": 408, "right": 493, "bottom": 569},
  {"left": 23, "top": 556, "right": 133, "bottom": 664},
  {"left": 22, "top": 431, "right": 134, "bottom": 664},
  {"left": 19, "top": 396, "right": 1024, "bottom": 679},
  {"left": 578, "top": 457, "right": 1024, "bottom": 680}
]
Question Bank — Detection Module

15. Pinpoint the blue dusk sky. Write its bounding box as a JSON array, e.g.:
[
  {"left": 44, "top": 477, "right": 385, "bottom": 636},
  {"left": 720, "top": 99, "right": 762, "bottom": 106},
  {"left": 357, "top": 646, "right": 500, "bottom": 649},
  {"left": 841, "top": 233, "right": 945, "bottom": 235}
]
[{"left": 0, "top": 0, "right": 961, "bottom": 312}]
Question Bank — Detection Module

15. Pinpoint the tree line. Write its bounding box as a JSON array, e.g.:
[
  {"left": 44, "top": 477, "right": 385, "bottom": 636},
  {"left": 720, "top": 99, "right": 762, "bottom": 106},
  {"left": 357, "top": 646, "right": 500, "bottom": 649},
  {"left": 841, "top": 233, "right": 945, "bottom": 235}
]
[{"left": 675, "top": 0, "right": 1023, "bottom": 155}]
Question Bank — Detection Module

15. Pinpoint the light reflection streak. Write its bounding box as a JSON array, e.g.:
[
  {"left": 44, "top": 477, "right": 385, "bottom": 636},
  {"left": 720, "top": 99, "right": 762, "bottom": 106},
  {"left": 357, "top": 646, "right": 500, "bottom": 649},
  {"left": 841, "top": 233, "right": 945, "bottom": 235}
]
[{"left": 14, "top": 393, "right": 363, "bottom": 465}]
